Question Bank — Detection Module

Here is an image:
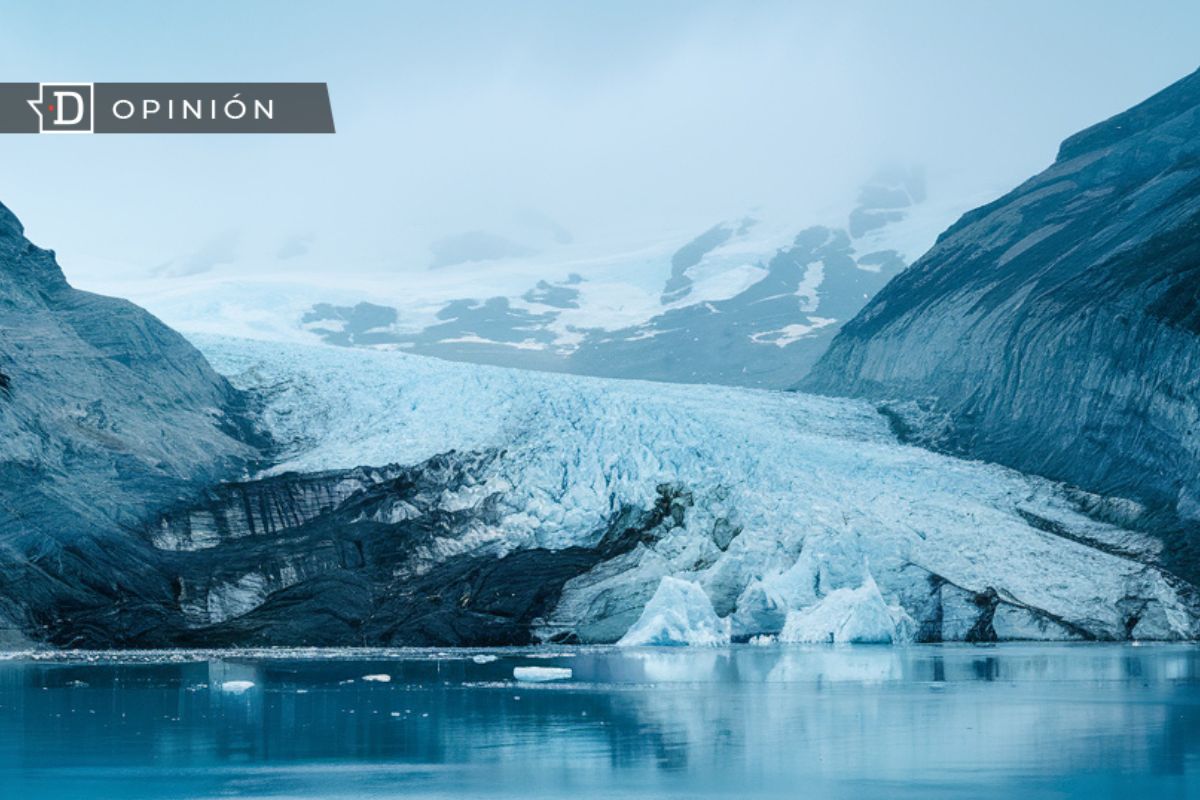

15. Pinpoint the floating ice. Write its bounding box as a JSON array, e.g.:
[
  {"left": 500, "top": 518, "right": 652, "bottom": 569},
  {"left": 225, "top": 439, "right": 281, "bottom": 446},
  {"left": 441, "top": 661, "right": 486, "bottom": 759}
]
[
  {"left": 362, "top": 674, "right": 391, "bottom": 682},
  {"left": 779, "top": 575, "right": 915, "bottom": 644},
  {"left": 513, "top": 666, "right": 573, "bottom": 682},
  {"left": 618, "top": 576, "right": 731, "bottom": 647},
  {"left": 472, "top": 655, "right": 498, "bottom": 664},
  {"left": 220, "top": 680, "right": 256, "bottom": 694}
]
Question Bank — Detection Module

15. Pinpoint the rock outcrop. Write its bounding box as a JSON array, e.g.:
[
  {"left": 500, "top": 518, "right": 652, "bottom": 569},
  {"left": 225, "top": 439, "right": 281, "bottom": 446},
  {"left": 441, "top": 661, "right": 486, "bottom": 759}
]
[
  {"left": 803, "top": 68, "right": 1200, "bottom": 581},
  {"left": 0, "top": 201, "right": 262, "bottom": 645}
]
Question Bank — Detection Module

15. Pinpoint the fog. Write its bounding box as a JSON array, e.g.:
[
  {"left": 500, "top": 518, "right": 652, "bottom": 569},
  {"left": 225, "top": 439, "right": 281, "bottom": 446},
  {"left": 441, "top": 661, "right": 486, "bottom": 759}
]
[{"left": 1, "top": 1, "right": 1198, "bottom": 283}]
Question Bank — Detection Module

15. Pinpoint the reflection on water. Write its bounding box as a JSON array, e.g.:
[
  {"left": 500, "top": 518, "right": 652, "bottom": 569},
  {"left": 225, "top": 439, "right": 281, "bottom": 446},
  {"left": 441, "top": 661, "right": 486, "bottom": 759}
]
[{"left": 0, "top": 644, "right": 1197, "bottom": 799}]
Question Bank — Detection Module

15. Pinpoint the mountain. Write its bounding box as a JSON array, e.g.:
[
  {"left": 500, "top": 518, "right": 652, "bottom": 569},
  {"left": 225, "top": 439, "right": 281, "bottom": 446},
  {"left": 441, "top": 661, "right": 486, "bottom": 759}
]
[
  {"left": 803, "top": 68, "right": 1200, "bottom": 583},
  {"left": 1, "top": 186, "right": 1195, "bottom": 646},
  {"left": 566, "top": 223, "right": 903, "bottom": 386},
  {"left": 0, "top": 201, "right": 262, "bottom": 646},
  {"left": 280, "top": 168, "right": 937, "bottom": 388},
  {"left": 8, "top": 69, "right": 1200, "bottom": 648}
]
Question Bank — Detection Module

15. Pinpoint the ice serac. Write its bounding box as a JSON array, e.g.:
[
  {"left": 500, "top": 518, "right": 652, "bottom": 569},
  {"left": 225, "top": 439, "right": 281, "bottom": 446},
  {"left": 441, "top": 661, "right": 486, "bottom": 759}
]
[
  {"left": 803, "top": 68, "right": 1200, "bottom": 582},
  {"left": 0, "top": 201, "right": 261, "bottom": 645},
  {"left": 779, "top": 573, "right": 915, "bottom": 644},
  {"left": 617, "top": 576, "right": 731, "bottom": 647}
]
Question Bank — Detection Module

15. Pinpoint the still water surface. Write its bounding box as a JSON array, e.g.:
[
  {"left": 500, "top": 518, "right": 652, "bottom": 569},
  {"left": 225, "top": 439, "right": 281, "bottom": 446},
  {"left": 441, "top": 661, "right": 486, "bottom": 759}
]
[{"left": 0, "top": 643, "right": 1197, "bottom": 798}]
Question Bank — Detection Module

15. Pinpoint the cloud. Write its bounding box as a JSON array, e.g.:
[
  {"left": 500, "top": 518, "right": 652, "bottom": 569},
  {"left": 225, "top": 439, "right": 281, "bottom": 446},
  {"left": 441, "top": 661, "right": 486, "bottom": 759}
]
[
  {"left": 154, "top": 230, "right": 239, "bottom": 278},
  {"left": 429, "top": 231, "right": 538, "bottom": 269},
  {"left": 277, "top": 234, "right": 313, "bottom": 260}
]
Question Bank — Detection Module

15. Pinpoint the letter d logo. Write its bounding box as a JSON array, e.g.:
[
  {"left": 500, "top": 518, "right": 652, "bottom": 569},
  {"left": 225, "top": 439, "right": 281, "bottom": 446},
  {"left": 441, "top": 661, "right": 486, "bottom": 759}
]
[{"left": 28, "top": 83, "right": 93, "bottom": 133}]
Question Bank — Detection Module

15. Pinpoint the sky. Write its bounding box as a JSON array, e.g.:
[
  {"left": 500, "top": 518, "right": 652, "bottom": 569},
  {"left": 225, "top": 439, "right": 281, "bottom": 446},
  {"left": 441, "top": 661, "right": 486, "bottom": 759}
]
[{"left": 1, "top": 1, "right": 1199, "bottom": 286}]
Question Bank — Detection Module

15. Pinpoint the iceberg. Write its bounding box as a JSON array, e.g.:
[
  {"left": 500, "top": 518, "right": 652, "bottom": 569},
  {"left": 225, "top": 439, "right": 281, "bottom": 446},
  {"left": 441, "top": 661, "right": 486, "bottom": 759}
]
[
  {"left": 779, "top": 575, "right": 915, "bottom": 644},
  {"left": 618, "top": 577, "right": 732, "bottom": 647},
  {"left": 219, "top": 680, "right": 256, "bottom": 694},
  {"left": 513, "top": 667, "right": 572, "bottom": 682}
]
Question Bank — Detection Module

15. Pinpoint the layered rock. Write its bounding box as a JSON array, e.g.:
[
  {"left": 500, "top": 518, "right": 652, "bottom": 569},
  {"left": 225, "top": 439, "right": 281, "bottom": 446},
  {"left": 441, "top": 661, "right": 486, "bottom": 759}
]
[
  {"left": 803, "top": 68, "right": 1200, "bottom": 582},
  {"left": 0, "top": 201, "right": 262, "bottom": 645},
  {"left": 145, "top": 455, "right": 691, "bottom": 647}
]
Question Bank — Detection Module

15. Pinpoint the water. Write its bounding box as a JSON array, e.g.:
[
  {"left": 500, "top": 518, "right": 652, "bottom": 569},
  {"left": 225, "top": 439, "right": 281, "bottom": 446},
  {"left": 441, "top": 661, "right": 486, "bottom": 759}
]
[{"left": 1, "top": 643, "right": 1197, "bottom": 799}]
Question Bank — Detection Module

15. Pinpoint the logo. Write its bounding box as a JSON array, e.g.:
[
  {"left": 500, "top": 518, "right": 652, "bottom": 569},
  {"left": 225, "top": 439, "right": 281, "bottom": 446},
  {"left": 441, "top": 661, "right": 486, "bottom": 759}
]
[
  {"left": 27, "top": 83, "right": 94, "bottom": 133},
  {"left": 0, "top": 83, "right": 333, "bottom": 134}
]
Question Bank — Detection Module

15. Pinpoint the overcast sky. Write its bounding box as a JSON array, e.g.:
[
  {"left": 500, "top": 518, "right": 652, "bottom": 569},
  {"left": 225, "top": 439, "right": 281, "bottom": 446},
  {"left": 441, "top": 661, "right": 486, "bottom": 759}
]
[{"left": 1, "top": 1, "right": 1198, "bottom": 283}]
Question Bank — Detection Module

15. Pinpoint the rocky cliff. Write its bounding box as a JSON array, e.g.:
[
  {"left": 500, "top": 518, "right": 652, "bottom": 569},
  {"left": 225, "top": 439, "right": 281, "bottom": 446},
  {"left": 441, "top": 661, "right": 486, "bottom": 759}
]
[
  {"left": 803, "top": 68, "right": 1200, "bottom": 580},
  {"left": 0, "top": 201, "right": 262, "bottom": 645}
]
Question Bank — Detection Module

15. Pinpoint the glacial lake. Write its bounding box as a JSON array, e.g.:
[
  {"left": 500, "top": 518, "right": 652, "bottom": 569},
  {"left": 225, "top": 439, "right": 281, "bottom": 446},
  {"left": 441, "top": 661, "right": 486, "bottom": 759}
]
[{"left": 0, "top": 644, "right": 1197, "bottom": 799}]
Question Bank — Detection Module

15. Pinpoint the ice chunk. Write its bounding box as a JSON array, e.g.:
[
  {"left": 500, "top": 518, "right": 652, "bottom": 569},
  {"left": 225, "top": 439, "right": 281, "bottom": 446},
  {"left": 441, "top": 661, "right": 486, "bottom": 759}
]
[
  {"left": 734, "top": 541, "right": 900, "bottom": 639},
  {"left": 220, "top": 680, "right": 256, "bottom": 694},
  {"left": 618, "top": 576, "right": 731, "bottom": 647},
  {"left": 471, "top": 654, "right": 498, "bottom": 664},
  {"left": 780, "top": 575, "right": 915, "bottom": 644},
  {"left": 362, "top": 673, "right": 391, "bottom": 682},
  {"left": 513, "top": 666, "right": 572, "bottom": 682}
]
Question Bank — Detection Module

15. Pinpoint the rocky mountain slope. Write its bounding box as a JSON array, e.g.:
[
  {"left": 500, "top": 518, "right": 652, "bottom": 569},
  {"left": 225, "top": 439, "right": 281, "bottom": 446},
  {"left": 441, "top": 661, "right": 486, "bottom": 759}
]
[
  {"left": 129, "top": 168, "right": 935, "bottom": 390},
  {"left": 803, "top": 68, "right": 1200, "bottom": 583},
  {"left": 0, "top": 202, "right": 261, "bottom": 646}
]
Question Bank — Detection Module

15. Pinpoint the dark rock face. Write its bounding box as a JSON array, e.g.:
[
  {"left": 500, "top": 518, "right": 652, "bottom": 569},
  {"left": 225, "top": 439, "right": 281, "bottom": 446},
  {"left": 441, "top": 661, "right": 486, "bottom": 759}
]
[
  {"left": 803, "top": 68, "right": 1200, "bottom": 572},
  {"left": 522, "top": 276, "right": 582, "bottom": 309},
  {"left": 136, "top": 452, "right": 692, "bottom": 648},
  {"left": 849, "top": 164, "right": 925, "bottom": 238},
  {"left": 569, "top": 226, "right": 881, "bottom": 386},
  {"left": 300, "top": 302, "right": 399, "bottom": 347},
  {"left": 0, "top": 201, "right": 262, "bottom": 645}
]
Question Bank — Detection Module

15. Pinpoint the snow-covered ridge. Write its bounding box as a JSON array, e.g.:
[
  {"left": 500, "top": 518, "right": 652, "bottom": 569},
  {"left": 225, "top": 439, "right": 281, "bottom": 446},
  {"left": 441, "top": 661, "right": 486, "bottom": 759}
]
[{"left": 195, "top": 335, "right": 1197, "bottom": 643}]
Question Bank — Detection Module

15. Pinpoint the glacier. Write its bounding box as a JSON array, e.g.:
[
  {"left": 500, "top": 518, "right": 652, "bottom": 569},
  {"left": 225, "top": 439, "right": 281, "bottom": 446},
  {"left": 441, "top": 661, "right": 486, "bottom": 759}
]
[{"left": 185, "top": 334, "right": 1199, "bottom": 644}]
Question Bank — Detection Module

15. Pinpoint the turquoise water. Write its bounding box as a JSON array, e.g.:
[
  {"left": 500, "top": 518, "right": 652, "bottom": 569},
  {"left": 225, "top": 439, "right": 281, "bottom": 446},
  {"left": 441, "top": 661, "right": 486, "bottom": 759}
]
[{"left": 0, "top": 644, "right": 1197, "bottom": 798}]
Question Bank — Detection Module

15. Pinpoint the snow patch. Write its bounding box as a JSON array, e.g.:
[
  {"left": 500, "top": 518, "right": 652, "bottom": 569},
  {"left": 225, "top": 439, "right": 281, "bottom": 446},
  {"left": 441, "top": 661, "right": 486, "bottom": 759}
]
[{"left": 750, "top": 317, "right": 836, "bottom": 347}]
